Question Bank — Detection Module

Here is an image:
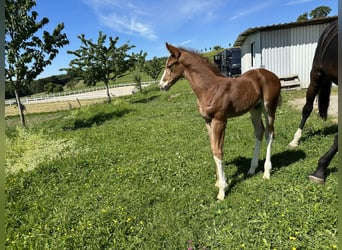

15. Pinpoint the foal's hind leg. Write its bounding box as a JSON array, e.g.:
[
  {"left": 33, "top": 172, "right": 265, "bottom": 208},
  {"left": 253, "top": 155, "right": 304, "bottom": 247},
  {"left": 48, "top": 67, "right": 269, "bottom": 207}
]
[
  {"left": 262, "top": 101, "right": 277, "bottom": 180},
  {"left": 247, "top": 105, "right": 264, "bottom": 176}
]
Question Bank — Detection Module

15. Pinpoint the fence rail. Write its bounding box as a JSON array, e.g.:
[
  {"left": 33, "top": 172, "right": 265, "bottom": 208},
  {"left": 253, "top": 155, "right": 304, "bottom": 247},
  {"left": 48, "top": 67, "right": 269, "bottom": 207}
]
[{"left": 5, "top": 81, "right": 155, "bottom": 105}]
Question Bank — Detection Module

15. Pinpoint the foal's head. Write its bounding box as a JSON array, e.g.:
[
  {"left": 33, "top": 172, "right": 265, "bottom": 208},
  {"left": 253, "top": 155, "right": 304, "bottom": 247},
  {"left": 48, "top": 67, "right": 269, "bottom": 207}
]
[
  {"left": 159, "top": 43, "right": 185, "bottom": 91},
  {"left": 159, "top": 42, "right": 223, "bottom": 91}
]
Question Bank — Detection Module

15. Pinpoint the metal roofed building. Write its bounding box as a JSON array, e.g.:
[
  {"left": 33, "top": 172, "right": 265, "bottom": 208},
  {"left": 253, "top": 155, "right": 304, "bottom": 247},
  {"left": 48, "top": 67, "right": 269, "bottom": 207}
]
[{"left": 234, "top": 16, "right": 338, "bottom": 88}]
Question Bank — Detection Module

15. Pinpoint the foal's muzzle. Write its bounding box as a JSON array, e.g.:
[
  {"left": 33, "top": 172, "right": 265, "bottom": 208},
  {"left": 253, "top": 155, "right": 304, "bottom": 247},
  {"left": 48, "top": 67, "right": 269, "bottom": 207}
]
[
  {"left": 159, "top": 83, "right": 170, "bottom": 91},
  {"left": 159, "top": 70, "right": 171, "bottom": 91}
]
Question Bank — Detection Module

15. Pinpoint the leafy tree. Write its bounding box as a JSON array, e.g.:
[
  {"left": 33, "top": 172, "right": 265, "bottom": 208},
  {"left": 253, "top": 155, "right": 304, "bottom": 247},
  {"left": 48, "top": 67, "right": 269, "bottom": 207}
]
[
  {"left": 5, "top": 0, "right": 69, "bottom": 126},
  {"left": 30, "top": 74, "right": 72, "bottom": 93},
  {"left": 44, "top": 83, "right": 63, "bottom": 93},
  {"left": 310, "top": 6, "right": 331, "bottom": 19},
  {"left": 144, "top": 56, "right": 165, "bottom": 83},
  {"left": 66, "top": 32, "right": 135, "bottom": 102},
  {"left": 5, "top": 81, "right": 32, "bottom": 99},
  {"left": 297, "top": 12, "right": 308, "bottom": 22},
  {"left": 213, "top": 45, "right": 223, "bottom": 51},
  {"left": 131, "top": 50, "right": 147, "bottom": 93},
  {"left": 297, "top": 6, "right": 331, "bottom": 22}
]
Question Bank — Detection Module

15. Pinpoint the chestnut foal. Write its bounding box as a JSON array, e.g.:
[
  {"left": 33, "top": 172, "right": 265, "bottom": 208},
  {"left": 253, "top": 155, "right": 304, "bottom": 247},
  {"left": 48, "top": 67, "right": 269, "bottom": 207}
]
[{"left": 159, "top": 43, "right": 281, "bottom": 200}]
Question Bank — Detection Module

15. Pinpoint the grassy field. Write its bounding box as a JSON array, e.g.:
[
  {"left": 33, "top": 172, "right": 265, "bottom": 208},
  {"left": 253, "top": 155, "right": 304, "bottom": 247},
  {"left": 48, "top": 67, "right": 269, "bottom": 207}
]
[{"left": 5, "top": 82, "right": 338, "bottom": 249}]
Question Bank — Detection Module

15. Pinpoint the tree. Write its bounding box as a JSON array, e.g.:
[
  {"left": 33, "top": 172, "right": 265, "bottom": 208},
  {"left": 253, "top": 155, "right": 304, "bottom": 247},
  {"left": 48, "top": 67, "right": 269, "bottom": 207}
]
[
  {"left": 131, "top": 50, "right": 147, "bottom": 93},
  {"left": 144, "top": 57, "right": 165, "bottom": 83},
  {"left": 5, "top": 0, "right": 69, "bottom": 126},
  {"left": 309, "top": 6, "right": 331, "bottom": 19},
  {"left": 213, "top": 45, "right": 223, "bottom": 51},
  {"left": 297, "top": 12, "right": 308, "bottom": 22},
  {"left": 297, "top": 6, "right": 331, "bottom": 22},
  {"left": 66, "top": 32, "right": 135, "bottom": 102}
]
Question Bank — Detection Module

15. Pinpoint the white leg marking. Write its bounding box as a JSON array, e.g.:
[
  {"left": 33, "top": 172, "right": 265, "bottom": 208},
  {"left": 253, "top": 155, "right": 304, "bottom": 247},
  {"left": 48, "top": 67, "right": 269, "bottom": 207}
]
[
  {"left": 248, "top": 139, "right": 261, "bottom": 175},
  {"left": 288, "top": 128, "right": 302, "bottom": 148},
  {"left": 263, "top": 134, "right": 273, "bottom": 180},
  {"left": 214, "top": 156, "right": 227, "bottom": 200}
]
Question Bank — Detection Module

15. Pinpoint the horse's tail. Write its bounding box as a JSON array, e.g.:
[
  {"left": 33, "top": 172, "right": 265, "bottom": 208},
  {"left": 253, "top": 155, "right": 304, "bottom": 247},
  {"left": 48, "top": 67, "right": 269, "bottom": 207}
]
[
  {"left": 317, "top": 80, "right": 332, "bottom": 120},
  {"left": 277, "top": 94, "right": 282, "bottom": 107}
]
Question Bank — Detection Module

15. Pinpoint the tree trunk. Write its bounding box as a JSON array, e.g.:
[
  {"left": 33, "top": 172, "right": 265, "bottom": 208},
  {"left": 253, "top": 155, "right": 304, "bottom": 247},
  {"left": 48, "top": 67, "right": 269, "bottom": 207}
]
[
  {"left": 134, "top": 73, "right": 142, "bottom": 93},
  {"left": 14, "top": 89, "right": 26, "bottom": 127},
  {"left": 104, "top": 80, "right": 111, "bottom": 103}
]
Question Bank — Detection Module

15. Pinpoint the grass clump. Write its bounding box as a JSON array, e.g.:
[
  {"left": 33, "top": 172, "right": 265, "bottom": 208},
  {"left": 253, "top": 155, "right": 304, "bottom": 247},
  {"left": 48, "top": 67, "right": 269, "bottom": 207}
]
[
  {"left": 6, "top": 127, "right": 77, "bottom": 175},
  {"left": 61, "top": 98, "right": 133, "bottom": 130}
]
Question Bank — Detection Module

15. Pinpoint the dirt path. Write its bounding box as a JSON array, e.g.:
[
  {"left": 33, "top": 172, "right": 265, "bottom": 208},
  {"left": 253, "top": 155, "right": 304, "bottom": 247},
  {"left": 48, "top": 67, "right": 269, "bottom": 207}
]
[
  {"left": 26, "top": 85, "right": 138, "bottom": 103},
  {"left": 5, "top": 85, "right": 140, "bottom": 117},
  {"left": 289, "top": 94, "right": 338, "bottom": 121}
]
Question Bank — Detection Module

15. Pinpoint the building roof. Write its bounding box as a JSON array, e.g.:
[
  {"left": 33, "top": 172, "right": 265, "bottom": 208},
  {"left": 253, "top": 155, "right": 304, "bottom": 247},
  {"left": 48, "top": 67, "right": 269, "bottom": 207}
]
[{"left": 233, "top": 16, "right": 338, "bottom": 47}]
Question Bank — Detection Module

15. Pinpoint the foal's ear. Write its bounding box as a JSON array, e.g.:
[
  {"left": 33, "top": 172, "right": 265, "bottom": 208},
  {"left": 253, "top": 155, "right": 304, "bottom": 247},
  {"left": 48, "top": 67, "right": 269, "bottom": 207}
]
[{"left": 165, "top": 42, "right": 181, "bottom": 58}]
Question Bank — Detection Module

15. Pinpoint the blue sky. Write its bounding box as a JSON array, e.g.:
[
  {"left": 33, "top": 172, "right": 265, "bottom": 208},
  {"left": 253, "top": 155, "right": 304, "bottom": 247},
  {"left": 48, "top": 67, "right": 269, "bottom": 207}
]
[{"left": 34, "top": 0, "right": 337, "bottom": 78}]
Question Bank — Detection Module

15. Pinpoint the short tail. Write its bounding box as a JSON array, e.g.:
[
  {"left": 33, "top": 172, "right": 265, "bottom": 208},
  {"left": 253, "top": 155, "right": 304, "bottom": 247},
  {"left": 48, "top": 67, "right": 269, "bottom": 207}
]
[{"left": 317, "top": 80, "right": 332, "bottom": 120}]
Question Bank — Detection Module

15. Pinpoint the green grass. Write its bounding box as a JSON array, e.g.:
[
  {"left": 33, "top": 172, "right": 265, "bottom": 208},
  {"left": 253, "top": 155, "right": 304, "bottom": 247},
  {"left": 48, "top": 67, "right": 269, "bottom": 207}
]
[
  {"left": 5, "top": 82, "right": 337, "bottom": 249},
  {"left": 202, "top": 49, "right": 225, "bottom": 62}
]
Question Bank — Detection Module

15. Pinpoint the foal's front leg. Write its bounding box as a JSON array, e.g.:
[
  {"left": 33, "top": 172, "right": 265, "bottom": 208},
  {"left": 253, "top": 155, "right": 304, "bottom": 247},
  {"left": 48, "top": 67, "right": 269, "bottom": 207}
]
[{"left": 206, "top": 119, "right": 228, "bottom": 200}]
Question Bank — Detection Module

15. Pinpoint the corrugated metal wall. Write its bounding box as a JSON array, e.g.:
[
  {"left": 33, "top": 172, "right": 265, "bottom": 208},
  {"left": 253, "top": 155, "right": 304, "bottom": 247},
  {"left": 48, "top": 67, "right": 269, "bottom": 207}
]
[
  {"left": 288, "top": 24, "right": 329, "bottom": 86},
  {"left": 261, "top": 29, "right": 291, "bottom": 77},
  {"left": 241, "top": 23, "right": 331, "bottom": 88}
]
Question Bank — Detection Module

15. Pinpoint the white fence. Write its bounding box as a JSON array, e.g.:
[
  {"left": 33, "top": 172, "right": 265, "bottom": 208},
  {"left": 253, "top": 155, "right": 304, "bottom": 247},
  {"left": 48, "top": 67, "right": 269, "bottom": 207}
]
[{"left": 5, "top": 82, "right": 154, "bottom": 105}]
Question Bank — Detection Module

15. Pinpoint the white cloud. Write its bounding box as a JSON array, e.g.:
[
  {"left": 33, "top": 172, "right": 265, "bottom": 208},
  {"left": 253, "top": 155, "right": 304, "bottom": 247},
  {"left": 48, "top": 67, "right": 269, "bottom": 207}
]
[
  {"left": 99, "top": 13, "right": 157, "bottom": 40},
  {"left": 180, "top": 40, "right": 192, "bottom": 46},
  {"left": 82, "top": 0, "right": 225, "bottom": 40},
  {"left": 82, "top": 0, "right": 157, "bottom": 40},
  {"left": 229, "top": 2, "right": 274, "bottom": 21},
  {"left": 284, "top": 0, "right": 314, "bottom": 5},
  {"left": 83, "top": 0, "right": 121, "bottom": 9},
  {"left": 177, "top": 0, "right": 223, "bottom": 22}
]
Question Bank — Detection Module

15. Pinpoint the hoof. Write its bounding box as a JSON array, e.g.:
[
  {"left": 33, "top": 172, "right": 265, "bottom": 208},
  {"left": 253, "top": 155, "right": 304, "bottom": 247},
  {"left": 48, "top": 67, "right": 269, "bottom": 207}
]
[
  {"left": 308, "top": 175, "right": 325, "bottom": 185},
  {"left": 247, "top": 169, "right": 255, "bottom": 176},
  {"left": 288, "top": 142, "right": 298, "bottom": 148},
  {"left": 247, "top": 166, "right": 257, "bottom": 176},
  {"left": 263, "top": 173, "right": 270, "bottom": 180},
  {"left": 217, "top": 191, "right": 225, "bottom": 201}
]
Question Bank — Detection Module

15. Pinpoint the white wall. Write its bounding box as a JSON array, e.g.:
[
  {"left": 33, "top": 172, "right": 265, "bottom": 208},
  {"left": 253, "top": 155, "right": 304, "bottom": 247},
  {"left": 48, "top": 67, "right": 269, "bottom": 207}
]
[
  {"left": 240, "top": 32, "right": 262, "bottom": 72},
  {"left": 240, "top": 23, "right": 331, "bottom": 88}
]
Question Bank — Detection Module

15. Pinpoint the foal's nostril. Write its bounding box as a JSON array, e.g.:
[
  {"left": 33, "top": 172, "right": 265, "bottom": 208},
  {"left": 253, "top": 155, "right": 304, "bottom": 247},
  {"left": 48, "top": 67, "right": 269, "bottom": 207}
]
[{"left": 159, "top": 84, "right": 169, "bottom": 91}]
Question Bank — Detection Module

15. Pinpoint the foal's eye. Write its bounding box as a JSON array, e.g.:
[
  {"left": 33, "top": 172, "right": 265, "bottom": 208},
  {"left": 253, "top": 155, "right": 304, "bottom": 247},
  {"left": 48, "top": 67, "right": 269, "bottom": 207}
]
[{"left": 167, "top": 65, "right": 174, "bottom": 72}]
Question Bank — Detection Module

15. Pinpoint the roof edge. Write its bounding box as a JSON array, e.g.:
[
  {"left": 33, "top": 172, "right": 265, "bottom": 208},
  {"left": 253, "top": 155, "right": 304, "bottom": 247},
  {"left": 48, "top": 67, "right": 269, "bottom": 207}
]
[{"left": 233, "top": 16, "right": 338, "bottom": 47}]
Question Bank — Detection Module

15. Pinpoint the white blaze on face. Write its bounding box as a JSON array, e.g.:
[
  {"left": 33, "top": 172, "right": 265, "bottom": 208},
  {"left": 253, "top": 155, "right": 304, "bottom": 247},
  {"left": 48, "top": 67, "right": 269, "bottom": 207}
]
[{"left": 159, "top": 69, "right": 168, "bottom": 89}]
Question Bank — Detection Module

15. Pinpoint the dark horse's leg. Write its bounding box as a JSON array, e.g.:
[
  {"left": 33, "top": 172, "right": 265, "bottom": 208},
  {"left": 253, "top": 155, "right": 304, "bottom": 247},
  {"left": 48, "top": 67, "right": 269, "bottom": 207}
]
[
  {"left": 308, "top": 134, "right": 338, "bottom": 184},
  {"left": 288, "top": 70, "right": 327, "bottom": 147}
]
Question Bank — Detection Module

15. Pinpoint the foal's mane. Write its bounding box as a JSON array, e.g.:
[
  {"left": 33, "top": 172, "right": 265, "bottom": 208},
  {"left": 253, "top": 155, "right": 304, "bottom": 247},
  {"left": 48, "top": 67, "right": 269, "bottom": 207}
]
[{"left": 179, "top": 47, "right": 224, "bottom": 77}]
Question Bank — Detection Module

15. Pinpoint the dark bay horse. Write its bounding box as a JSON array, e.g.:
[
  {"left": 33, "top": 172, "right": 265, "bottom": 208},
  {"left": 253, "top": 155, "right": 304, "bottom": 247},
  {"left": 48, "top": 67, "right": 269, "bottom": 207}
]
[
  {"left": 159, "top": 43, "right": 281, "bottom": 200},
  {"left": 288, "top": 19, "right": 338, "bottom": 184}
]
